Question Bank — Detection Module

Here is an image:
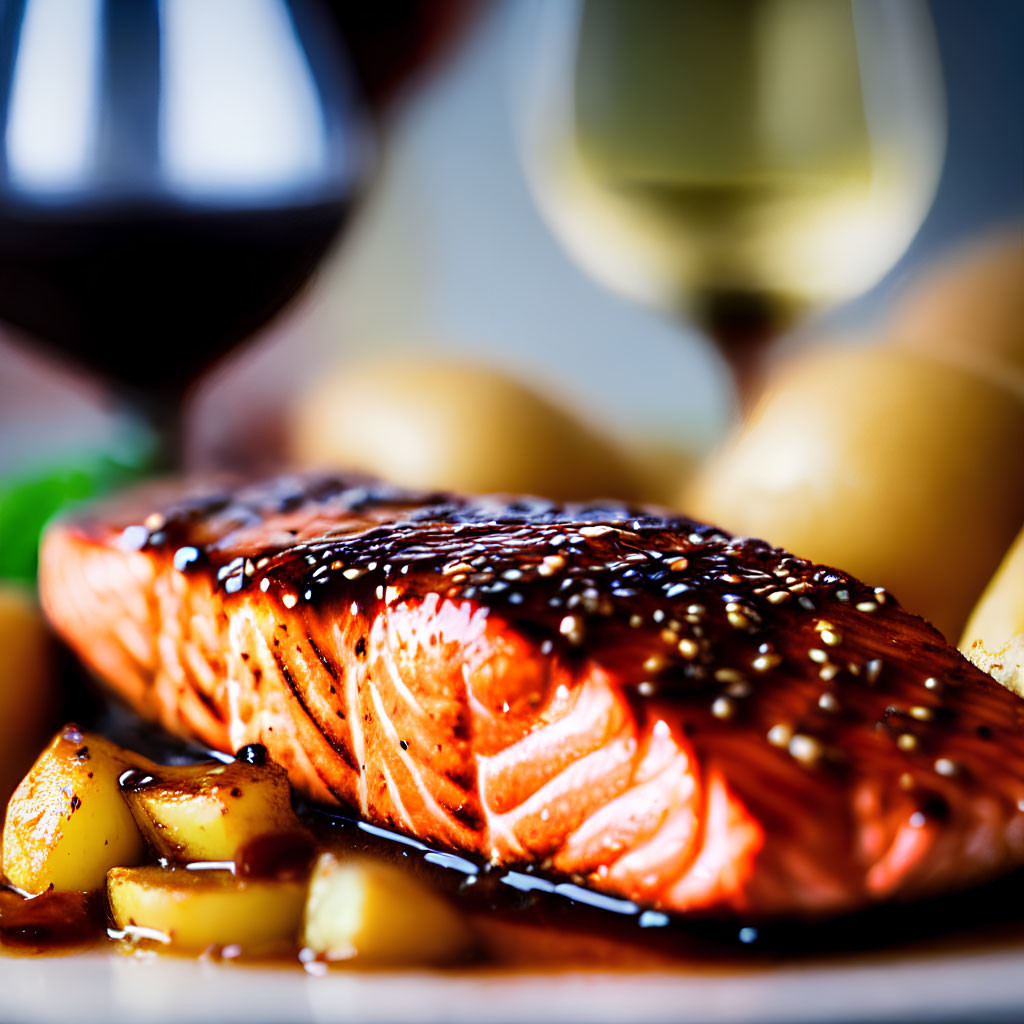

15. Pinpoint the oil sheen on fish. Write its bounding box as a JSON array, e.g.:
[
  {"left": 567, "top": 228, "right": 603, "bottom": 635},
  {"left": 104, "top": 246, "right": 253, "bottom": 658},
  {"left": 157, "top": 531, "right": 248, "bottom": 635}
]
[{"left": 39, "top": 472, "right": 1024, "bottom": 919}]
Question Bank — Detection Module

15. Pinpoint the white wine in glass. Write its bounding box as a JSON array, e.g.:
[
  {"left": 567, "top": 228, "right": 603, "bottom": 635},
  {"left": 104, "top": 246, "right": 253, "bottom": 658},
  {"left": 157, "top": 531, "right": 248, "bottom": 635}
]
[{"left": 519, "top": 0, "right": 946, "bottom": 401}]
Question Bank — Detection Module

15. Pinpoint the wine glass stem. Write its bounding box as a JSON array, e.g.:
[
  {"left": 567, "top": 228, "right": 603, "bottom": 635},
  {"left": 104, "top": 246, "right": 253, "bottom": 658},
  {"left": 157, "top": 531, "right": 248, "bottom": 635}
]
[
  {"left": 143, "top": 390, "right": 188, "bottom": 472},
  {"left": 695, "top": 291, "right": 790, "bottom": 413}
]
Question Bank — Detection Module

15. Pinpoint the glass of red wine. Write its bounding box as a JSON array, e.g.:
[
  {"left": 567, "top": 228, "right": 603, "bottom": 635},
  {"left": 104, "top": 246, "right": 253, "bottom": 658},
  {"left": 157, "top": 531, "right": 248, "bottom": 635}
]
[{"left": 0, "top": 0, "right": 369, "bottom": 467}]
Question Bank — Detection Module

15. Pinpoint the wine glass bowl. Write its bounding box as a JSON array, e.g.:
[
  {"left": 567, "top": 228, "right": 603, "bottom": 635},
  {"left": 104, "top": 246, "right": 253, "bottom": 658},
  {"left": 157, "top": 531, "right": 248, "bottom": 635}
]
[
  {"left": 0, "top": 0, "right": 369, "bottom": 463},
  {"left": 517, "top": 0, "right": 946, "bottom": 399}
]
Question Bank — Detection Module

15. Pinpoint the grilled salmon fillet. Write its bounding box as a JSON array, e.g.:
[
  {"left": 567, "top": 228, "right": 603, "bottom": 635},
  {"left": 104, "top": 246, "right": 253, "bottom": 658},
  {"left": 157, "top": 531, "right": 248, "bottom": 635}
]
[{"left": 39, "top": 472, "right": 1024, "bottom": 919}]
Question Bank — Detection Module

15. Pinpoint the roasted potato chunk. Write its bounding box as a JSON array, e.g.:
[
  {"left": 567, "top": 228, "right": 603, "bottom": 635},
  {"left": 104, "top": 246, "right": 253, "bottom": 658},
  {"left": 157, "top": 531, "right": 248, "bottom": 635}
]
[
  {"left": 107, "top": 865, "right": 305, "bottom": 952},
  {"left": 2, "top": 726, "right": 147, "bottom": 894},
  {"left": 302, "top": 854, "right": 473, "bottom": 965},
  {"left": 120, "top": 756, "right": 305, "bottom": 864}
]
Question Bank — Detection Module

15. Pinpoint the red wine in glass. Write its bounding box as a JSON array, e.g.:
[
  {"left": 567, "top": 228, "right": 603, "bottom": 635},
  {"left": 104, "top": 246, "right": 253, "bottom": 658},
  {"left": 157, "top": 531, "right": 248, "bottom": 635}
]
[{"left": 0, "top": 0, "right": 369, "bottom": 466}]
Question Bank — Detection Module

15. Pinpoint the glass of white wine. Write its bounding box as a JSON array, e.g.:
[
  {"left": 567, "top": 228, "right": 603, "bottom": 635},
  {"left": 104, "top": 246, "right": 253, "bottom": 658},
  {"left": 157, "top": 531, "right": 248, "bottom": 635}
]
[{"left": 517, "top": 0, "right": 946, "bottom": 404}]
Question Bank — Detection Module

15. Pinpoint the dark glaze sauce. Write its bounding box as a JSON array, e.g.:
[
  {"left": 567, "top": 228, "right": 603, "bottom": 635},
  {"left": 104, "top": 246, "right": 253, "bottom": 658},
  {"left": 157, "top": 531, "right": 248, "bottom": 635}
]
[{"left": 0, "top": 888, "right": 104, "bottom": 953}]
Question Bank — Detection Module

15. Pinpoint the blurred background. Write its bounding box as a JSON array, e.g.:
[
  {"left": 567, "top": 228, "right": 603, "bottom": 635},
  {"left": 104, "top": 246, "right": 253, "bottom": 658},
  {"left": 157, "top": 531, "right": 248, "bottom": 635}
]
[{"left": 0, "top": 0, "right": 1021, "bottom": 663}]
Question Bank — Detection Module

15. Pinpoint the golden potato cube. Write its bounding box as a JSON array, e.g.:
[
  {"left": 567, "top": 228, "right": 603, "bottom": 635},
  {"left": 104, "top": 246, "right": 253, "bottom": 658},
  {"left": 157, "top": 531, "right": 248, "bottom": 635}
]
[
  {"left": 302, "top": 853, "right": 473, "bottom": 965},
  {"left": 121, "top": 757, "right": 304, "bottom": 864},
  {"left": 2, "top": 726, "right": 147, "bottom": 894},
  {"left": 108, "top": 865, "right": 305, "bottom": 952}
]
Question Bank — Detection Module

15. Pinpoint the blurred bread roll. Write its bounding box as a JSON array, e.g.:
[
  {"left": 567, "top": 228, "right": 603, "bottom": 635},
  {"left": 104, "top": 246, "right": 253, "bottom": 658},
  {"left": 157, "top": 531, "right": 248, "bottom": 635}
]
[
  {"left": 684, "top": 346, "right": 1024, "bottom": 640},
  {"left": 0, "top": 584, "right": 54, "bottom": 799},
  {"left": 289, "top": 357, "right": 641, "bottom": 501},
  {"left": 961, "top": 526, "right": 1024, "bottom": 696},
  {"left": 890, "top": 228, "right": 1024, "bottom": 397}
]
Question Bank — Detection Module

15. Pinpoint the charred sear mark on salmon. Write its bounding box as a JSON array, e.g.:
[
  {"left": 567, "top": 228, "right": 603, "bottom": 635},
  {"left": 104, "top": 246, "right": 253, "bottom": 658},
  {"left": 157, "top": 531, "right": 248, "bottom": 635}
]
[
  {"left": 307, "top": 633, "right": 339, "bottom": 680},
  {"left": 270, "top": 648, "right": 357, "bottom": 775},
  {"left": 38, "top": 470, "right": 1024, "bottom": 919}
]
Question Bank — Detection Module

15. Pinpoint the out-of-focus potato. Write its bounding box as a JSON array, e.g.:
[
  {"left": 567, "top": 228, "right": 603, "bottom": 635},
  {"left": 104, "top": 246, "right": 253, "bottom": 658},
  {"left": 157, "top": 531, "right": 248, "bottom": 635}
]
[
  {"left": 685, "top": 347, "right": 1024, "bottom": 640},
  {"left": 121, "top": 757, "right": 305, "bottom": 864},
  {"left": 289, "top": 358, "right": 642, "bottom": 501},
  {"left": 890, "top": 229, "right": 1024, "bottom": 397},
  {"left": 107, "top": 866, "right": 305, "bottom": 952},
  {"left": 0, "top": 585, "right": 55, "bottom": 801},
  {"left": 302, "top": 853, "right": 473, "bottom": 965},
  {"left": 961, "top": 526, "right": 1024, "bottom": 695},
  {"left": 3, "top": 726, "right": 148, "bottom": 893}
]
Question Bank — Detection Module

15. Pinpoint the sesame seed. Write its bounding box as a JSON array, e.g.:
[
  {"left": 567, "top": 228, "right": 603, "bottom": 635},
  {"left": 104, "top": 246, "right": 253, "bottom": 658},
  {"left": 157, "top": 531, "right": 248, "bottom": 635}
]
[
  {"left": 835, "top": 590, "right": 850, "bottom": 603},
  {"left": 244, "top": 559, "right": 255, "bottom": 577},
  {"left": 559, "top": 615, "right": 584, "bottom": 644},
  {"left": 934, "top": 758, "right": 958, "bottom": 777},
  {"left": 856, "top": 601, "right": 878, "bottom": 613},
  {"left": 686, "top": 604, "right": 705, "bottom": 616},
  {"left": 629, "top": 614, "right": 644, "bottom": 628},
  {"left": 282, "top": 594, "right": 298, "bottom": 609},
  {"left": 818, "top": 692, "right": 840, "bottom": 713},
  {"left": 909, "top": 706, "right": 934, "bottom": 722},
  {"left": 144, "top": 512, "right": 165, "bottom": 531},
  {"left": 637, "top": 681, "right": 656, "bottom": 697},
  {"left": 874, "top": 588, "right": 888, "bottom": 604},
  {"left": 865, "top": 659, "right": 883, "bottom": 684},
  {"left": 678, "top": 638, "right": 700, "bottom": 659},
  {"left": 899, "top": 773, "right": 915, "bottom": 790},
  {"left": 897, "top": 733, "right": 918, "bottom": 752},
  {"left": 752, "top": 653, "right": 781, "bottom": 672},
  {"left": 820, "top": 629, "right": 842, "bottom": 646},
  {"left": 259, "top": 578, "right": 270, "bottom": 593},
  {"left": 909, "top": 811, "right": 927, "bottom": 828},
  {"left": 375, "top": 585, "right": 384, "bottom": 599},
  {"left": 767, "top": 591, "right": 790, "bottom": 604},
  {"left": 711, "top": 696, "right": 735, "bottom": 719},
  {"left": 727, "top": 611, "right": 750, "bottom": 630},
  {"left": 808, "top": 648, "right": 828, "bottom": 664},
  {"left": 767, "top": 723, "right": 793, "bottom": 747},
  {"left": 653, "top": 610, "right": 666, "bottom": 623},
  {"left": 580, "top": 525, "right": 614, "bottom": 538},
  {"left": 714, "top": 668, "right": 745, "bottom": 684},
  {"left": 342, "top": 568, "right": 365, "bottom": 580},
  {"left": 443, "top": 561, "right": 474, "bottom": 576},
  {"left": 668, "top": 557, "right": 689, "bottom": 571},
  {"left": 643, "top": 655, "right": 665, "bottom": 674},
  {"left": 788, "top": 734, "right": 823, "bottom": 766},
  {"left": 726, "top": 680, "right": 752, "bottom": 698},
  {"left": 502, "top": 569, "right": 523, "bottom": 581},
  {"left": 819, "top": 664, "right": 839, "bottom": 681},
  {"left": 923, "top": 677, "right": 942, "bottom": 691}
]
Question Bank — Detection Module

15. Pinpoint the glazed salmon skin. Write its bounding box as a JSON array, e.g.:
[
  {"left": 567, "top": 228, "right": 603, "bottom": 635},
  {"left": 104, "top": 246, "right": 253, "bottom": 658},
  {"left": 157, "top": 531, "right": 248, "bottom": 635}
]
[{"left": 39, "top": 472, "right": 1024, "bottom": 919}]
